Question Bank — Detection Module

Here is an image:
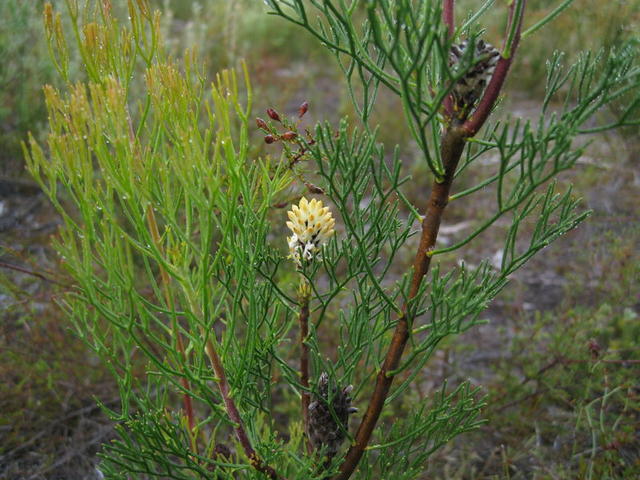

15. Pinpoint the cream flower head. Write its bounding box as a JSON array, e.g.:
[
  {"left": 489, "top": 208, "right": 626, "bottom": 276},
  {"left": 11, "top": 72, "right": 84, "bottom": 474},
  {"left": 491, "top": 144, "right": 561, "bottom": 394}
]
[{"left": 286, "top": 197, "right": 335, "bottom": 267}]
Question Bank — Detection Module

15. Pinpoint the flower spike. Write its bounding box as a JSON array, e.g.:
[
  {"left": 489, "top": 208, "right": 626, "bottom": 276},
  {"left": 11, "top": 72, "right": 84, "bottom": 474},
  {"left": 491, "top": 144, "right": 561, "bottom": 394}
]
[{"left": 286, "top": 197, "right": 335, "bottom": 267}]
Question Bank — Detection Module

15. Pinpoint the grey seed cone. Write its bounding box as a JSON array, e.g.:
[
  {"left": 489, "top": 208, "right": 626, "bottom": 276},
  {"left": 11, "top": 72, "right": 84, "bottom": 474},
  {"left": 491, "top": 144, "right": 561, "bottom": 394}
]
[
  {"left": 308, "top": 372, "right": 358, "bottom": 460},
  {"left": 449, "top": 39, "right": 501, "bottom": 109}
]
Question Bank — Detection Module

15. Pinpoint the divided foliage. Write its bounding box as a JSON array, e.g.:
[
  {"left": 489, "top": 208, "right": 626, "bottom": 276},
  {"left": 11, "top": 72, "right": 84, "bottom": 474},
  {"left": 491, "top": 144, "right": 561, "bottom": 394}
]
[{"left": 22, "top": 0, "right": 640, "bottom": 479}]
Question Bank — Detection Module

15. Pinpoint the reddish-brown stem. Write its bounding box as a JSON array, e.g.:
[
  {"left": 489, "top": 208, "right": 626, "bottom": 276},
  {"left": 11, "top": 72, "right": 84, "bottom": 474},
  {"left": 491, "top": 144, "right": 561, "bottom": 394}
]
[
  {"left": 463, "top": 0, "right": 526, "bottom": 136},
  {"left": 333, "top": 127, "right": 467, "bottom": 480},
  {"left": 408, "top": 128, "right": 467, "bottom": 296},
  {"left": 333, "top": 5, "right": 527, "bottom": 478},
  {"left": 205, "top": 339, "right": 280, "bottom": 479},
  {"left": 298, "top": 287, "right": 312, "bottom": 454},
  {"left": 180, "top": 376, "right": 196, "bottom": 441},
  {"left": 443, "top": 0, "right": 455, "bottom": 36}
]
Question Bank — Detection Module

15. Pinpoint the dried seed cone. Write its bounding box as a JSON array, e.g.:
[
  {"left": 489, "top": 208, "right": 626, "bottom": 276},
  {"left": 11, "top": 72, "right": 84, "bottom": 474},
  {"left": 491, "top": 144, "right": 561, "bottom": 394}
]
[
  {"left": 308, "top": 372, "right": 357, "bottom": 460},
  {"left": 449, "top": 39, "right": 500, "bottom": 109}
]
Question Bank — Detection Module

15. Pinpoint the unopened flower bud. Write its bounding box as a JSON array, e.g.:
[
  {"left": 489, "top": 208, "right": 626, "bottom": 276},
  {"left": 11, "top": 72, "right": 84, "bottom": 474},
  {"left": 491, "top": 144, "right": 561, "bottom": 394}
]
[
  {"left": 256, "top": 117, "right": 268, "bottom": 130},
  {"left": 267, "top": 108, "right": 281, "bottom": 122},
  {"left": 297, "top": 279, "right": 312, "bottom": 299},
  {"left": 281, "top": 131, "right": 297, "bottom": 141},
  {"left": 264, "top": 134, "right": 277, "bottom": 144},
  {"left": 305, "top": 182, "right": 325, "bottom": 194},
  {"left": 298, "top": 101, "right": 309, "bottom": 118}
]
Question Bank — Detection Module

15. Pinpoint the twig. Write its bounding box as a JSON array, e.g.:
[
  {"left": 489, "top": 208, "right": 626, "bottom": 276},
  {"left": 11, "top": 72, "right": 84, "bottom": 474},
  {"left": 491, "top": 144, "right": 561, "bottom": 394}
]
[
  {"left": 442, "top": 0, "right": 456, "bottom": 119},
  {"left": 298, "top": 280, "right": 313, "bottom": 454},
  {"left": 496, "top": 386, "right": 550, "bottom": 413},
  {"left": 334, "top": 126, "right": 468, "bottom": 480},
  {"left": 0, "top": 261, "right": 72, "bottom": 289},
  {"left": 333, "top": 3, "right": 528, "bottom": 478},
  {"left": 205, "top": 338, "right": 280, "bottom": 479},
  {"left": 27, "top": 424, "right": 114, "bottom": 480},
  {"left": 600, "top": 358, "right": 640, "bottom": 364},
  {"left": 0, "top": 399, "right": 118, "bottom": 463},
  {"left": 463, "top": 0, "right": 527, "bottom": 137}
]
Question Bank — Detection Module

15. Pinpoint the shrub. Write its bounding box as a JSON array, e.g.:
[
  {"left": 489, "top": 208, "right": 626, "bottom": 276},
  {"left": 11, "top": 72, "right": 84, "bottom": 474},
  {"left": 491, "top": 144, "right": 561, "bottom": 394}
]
[{"left": 24, "top": 0, "right": 639, "bottom": 478}]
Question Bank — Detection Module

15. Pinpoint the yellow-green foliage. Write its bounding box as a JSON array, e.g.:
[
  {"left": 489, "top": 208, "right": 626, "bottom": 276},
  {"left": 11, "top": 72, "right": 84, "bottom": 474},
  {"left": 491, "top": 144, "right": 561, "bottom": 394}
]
[{"left": 24, "top": 2, "right": 296, "bottom": 475}]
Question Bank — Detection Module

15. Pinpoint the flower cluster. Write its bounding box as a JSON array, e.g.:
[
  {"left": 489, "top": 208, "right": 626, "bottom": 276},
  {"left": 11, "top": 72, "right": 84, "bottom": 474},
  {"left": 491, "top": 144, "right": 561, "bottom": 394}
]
[
  {"left": 256, "top": 102, "right": 309, "bottom": 145},
  {"left": 286, "top": 197, "right": 335, "bottom": 267}
]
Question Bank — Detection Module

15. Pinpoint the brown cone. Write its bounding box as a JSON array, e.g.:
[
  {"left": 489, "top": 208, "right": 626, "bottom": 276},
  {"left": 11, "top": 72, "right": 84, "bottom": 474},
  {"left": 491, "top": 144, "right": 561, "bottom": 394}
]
[{"left": 308, "top": 372, "right": 358, "bottom": 461}]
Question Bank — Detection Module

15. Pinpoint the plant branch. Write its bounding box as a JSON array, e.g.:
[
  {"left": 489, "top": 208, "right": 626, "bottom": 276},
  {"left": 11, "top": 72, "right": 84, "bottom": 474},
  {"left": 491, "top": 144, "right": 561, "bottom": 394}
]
[
  {"left": 443, "top": 0, "right": 455, "bottom": 36},
  {"left": 204, "top": 338, "right": 280, "bottom": 480},
  {"left": 333, "top": 126, "right": 467, "bottom": 480},
  {"left": 463, "top": 0, "right": 526, "bottom": 136},
  {"left": 298, "top": 279, "right": 312, "bottom": 454},
  {"left": 0, "top": 261, "right": 73, "bottom": 289},
  {"left": 521, "top": 0, "right": 573, "bottom": 39}
]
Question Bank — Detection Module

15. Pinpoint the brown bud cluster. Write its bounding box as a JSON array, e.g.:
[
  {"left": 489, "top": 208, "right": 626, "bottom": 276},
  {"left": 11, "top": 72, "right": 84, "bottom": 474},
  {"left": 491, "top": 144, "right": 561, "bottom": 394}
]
[
  {"left": 308, "top": 372, "right": 357, "bottom": 461},
  {"left": 257, "top": 103, "right": 317, "bottom": 173}
]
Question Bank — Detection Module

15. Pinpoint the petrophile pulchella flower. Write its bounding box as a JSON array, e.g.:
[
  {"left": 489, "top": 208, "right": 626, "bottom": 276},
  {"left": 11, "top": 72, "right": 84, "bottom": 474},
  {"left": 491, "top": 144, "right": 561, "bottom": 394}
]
[{"left": 286, "top": 197, "right": 335, "bottom": 267}]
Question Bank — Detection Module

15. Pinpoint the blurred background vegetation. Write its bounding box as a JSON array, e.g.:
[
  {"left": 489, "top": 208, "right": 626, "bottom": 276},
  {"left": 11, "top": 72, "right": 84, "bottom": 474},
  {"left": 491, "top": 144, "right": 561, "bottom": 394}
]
[{"left": 0, "top": 0, "right": 638, "bottom": 478}]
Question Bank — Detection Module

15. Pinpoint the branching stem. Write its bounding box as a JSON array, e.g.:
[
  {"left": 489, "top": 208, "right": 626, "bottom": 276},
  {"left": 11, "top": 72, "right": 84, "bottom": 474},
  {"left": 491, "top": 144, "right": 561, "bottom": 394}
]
[
  {"left": 333, "top": 126, "right": 467, "bottom": 480},
  {"left": 0, "top": 261, "right": 72, "bottom": 289},
  {"left": 442, "top": 0, "right": 456, "bottom": 124},
  {"left": 333, "top": 1, "right": 527, "bottom": 477},
  {"left": 463, "top": 0, "right": 526, "bottom": 136},
  {"left": 205, "top": 338, "right": 280, "bottom": 479}
]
